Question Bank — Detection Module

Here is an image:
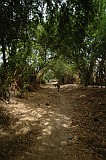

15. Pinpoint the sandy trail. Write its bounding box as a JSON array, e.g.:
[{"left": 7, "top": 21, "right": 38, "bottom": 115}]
[{"left": 0, "top": 84, "right": 106, "bottom": 160}]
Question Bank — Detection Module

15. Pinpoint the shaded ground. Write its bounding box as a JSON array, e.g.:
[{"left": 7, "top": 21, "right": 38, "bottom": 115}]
[{"left": 0, "top": 84, "right": 106, "bottom": 160}]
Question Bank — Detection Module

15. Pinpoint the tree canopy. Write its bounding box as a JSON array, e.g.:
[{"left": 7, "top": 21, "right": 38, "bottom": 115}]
[{"left": 0, "top": 0, "right": 106, "bottom": 99}]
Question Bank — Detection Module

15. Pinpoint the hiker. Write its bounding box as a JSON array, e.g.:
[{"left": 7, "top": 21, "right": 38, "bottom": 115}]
[{"left": 56, "top": 82, "right": 60, "bottom": 92}]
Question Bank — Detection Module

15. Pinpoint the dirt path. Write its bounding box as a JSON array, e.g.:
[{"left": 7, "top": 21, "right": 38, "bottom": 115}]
[{"left": 0, "top": 84, "right": 106, "bottom": 160}]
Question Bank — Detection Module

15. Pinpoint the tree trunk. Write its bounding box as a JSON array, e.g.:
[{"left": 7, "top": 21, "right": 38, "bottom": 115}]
[
  {"left": 105, "top": 60, "right": 106, "bottom": 88},
  {"left": 36, "top": 69, "right": 45, "bottom": 84},
  {"left": 0, "top": 38, "right": 10, "bottom": 100},
  {"left": 1, "top": 38, "right": 6, "bottom": 67},
  {"left": 1, "top": 38, "right": 7, "bottom": 83}
]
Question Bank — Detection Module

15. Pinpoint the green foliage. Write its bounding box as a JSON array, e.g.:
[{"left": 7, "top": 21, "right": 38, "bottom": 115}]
[
  {"left": 0, "top": 0, "right": 106, "bottom": 100},
  {"left": 48, "top": 57, "right": 77, "bottom": 83},
  {"left": 43, "top": 70, "right": 55, "bottom": 82}
]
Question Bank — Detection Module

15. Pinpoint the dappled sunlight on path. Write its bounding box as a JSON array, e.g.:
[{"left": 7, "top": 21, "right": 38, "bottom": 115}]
[
  {"left": 1, "top": 99, "right": 72, "bottom": 136},
  {"left": 0, "top": 86, "right": 74, "bottom": 160},
  {"left": 0, "top": 84, "right": 106, "bottom": 160}
]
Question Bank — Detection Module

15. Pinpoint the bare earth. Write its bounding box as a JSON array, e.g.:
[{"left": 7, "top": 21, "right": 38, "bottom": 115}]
[{"left": 0, "top": 84, "right": 106, "bottom": 160}]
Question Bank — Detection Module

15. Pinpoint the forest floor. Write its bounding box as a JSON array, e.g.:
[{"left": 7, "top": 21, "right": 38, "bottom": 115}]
[{"left": 0, "top": 83, "right": 106, "bottom": 160}]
